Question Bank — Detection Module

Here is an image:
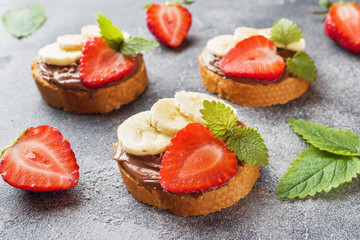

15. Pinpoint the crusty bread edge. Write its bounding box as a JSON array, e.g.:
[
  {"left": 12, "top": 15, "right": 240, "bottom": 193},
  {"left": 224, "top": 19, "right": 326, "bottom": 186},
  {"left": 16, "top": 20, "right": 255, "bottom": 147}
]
[
  {"left": 117, "top": 160, "right": 260, "bottom": 217},
  {"left": 199, "top": 49, "right": 309, "bottom": 107},
  {"left": 31, "top": 56, "right": 148, "bottom": 114}
]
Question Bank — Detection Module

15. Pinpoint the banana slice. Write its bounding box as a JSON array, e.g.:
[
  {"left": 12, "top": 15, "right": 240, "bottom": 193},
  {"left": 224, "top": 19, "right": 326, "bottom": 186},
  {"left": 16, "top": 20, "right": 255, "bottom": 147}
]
[
  {"left": 206, "top": 35, "right": 238, "bottom": 57},
  {"left": 38, "top": 43, "right": 81, "bottom": 66},
  {"left": 57, "top": 34, "right": 88, "bottom": 51},
  {"left": 81, "top": 24, "right": 131, "bottom": 40},
  {"left": 234, "top": 27, "right": 260, "bottom": 42},
  {"left": 235, "top": 27, "right": 306, "bottom": 51},
  {"left": 150, "top": 98, "right": 193, "bottom": 136},
  {"left": 174, "top": 91, "right": 237, "bottom": 124},
  {"left": 81, "top": 25, "right": 101, "bottom": 39},
  {"left": 117, "top": 111, "right": 172, "bottom": 156}
]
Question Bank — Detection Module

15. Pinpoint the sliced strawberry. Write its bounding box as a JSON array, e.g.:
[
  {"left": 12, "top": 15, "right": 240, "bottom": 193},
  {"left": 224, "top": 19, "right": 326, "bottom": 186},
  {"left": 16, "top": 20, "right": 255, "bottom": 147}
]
[
  {"left": 159, "top": 123, "right": 238, "bottom": 193},
  {"left": 219, "top": 35, "right": 286, "bottom": 81},
  {"left": 79, "top": 37, "right": 136, "bottom": 88},
  {"left": 324, "top": 3, "right": 360, "bottom": 54},
  {"left": 0, "top": 126, "right": 79, "bottom": 191},
  {"left": 146, "top": 3, "right": 192, "bottom": 48}
]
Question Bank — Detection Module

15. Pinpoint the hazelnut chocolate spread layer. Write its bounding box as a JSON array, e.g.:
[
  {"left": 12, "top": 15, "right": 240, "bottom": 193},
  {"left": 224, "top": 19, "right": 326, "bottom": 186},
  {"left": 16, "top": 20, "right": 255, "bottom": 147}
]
[
  {"left": 38, "top": 55, "right": 143, "bottom": 92},
  {"left": 202, "top": 47, "right": 296, "bottom": 85},
  {"left": 113, "top": 121, "right": 247, "bottom": 190}
]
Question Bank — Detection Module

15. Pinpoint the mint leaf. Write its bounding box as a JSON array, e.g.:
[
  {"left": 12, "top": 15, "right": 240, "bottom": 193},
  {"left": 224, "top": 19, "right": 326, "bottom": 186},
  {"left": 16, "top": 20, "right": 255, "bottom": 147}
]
[
  {"left": 97, "top": 13, "right": 124, "bottom": 51},
  {"left": 227, "top": 126, "right": 269, "bottom": 167},
  {"left": 2, "top": 4, "right": 46, "bottom": 38},
  {"left": 97, "top": 13, "right": 158, "bottom": 55},
  {"left": 277, "top": 147, "right": 360, "bottom": 199},
  {"left": 120, "top": 36, "right": 159, "bottom": 55},
  {"left": 200, "top": 100, "right": 237, "bottom": 141},
  {"left": 270, "top": 18, "right": 302, "bottom": 47},
  {"left": 201, "top": 100, "right": 269, "bottom": 166},
  {"left": 289, "top": 118, "right": 360, "bottom": 156},
  {"left": 286, "top": 51, "right": 317, "bottom": 83}
]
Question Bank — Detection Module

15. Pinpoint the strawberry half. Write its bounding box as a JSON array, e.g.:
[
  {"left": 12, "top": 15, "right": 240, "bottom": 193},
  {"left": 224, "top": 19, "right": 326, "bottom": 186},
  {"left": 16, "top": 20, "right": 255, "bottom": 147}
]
[
  {"left": 80, "top": 37, "right": 136, "bottom": 88},
  {"left": 0, "top": 126, "right": 79, "bottom": 191},
  {"left": 324, "top": 3, "right": 360, "bottom": 54},
  {"left": 159, "top": 123, "right": 238, "bottom": 193},
  {"left": 219, "top": 35, "right": 286, "bottom": 81},
  {"left": 146, "top": 3, "right": 192, "bottom": 48}
]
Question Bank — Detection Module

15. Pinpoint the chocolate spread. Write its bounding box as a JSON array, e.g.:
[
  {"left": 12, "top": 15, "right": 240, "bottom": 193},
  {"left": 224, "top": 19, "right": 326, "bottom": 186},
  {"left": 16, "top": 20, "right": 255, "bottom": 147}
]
[
  {"left": 202, "top": 47, "right": 296, "bottom": 85},
  {"left": 114, "top": 147, "right": 162, "bottom": 189},
  {"left": 113, "top": 121, "right": 247, "bottom": 190},
  {"left": 38, "top": 55, "right": 143, "bottom": 92}
]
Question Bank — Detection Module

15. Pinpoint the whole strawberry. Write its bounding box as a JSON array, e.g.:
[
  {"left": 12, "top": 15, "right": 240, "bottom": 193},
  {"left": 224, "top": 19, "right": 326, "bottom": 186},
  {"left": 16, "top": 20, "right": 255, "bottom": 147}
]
[
  {"left": 317, "top": 0, "right": 360, "bottom": 54},
  {"left": 144, "top": 0, "right": 193, "bottom": 48},
  {"left": 0, "top": 126, "right": 79, "bottom": 191}
]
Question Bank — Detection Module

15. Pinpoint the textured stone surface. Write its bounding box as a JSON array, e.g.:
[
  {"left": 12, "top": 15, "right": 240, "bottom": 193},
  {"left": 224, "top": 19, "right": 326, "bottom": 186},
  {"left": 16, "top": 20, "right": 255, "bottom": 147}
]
[{"left": 0, "top": 0, "right": 359, "bottom": 239}]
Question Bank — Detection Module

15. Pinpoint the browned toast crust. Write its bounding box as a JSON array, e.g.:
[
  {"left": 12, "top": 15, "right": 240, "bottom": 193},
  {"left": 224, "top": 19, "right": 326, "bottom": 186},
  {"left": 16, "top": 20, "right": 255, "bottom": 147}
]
[
  {"left": 199, "top": 49, "right": 309, "bottom": 107},
  {"left": 31, "top": 56, "right": 148, "bottom": 114}
]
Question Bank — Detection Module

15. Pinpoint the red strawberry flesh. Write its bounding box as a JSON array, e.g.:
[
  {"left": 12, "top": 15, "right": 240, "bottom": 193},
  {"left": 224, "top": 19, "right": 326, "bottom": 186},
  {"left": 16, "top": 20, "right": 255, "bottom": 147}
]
[
  {"left": 219, "top": 35, "right": 286, "bottom": 81},
  {"left": 159, "top": 123, "right": 238, "bottom": 193},
  {"left": 146, "top": 4, "right": 192, "bottom": 48},
  {"left": 325, "top": 3, "right": 360, "bottom": 54},
  {"left": 0, "top": 126, "right": 79, "bottom": 191},
  {"left": 80, "top": 37, "right": 136, "bottom": 88}
]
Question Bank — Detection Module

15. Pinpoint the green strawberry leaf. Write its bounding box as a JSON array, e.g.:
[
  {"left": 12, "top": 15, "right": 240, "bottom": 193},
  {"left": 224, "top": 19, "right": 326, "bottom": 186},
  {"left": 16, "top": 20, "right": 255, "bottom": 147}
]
[
  {"left": 120, "top": 36, "right": 159, "bottom": 55},
  {"left": 227, "top": 126, "right": 269, "bottom": 167},
  {"left": 319, "top": 0, "right": 332, "bottom": 9},
  {"left": 286, "top": 51, "right": 317, "bottom": 83},
  {"left": 1, "top": 129, "right": 28, "bottom": 158},
  {"left": 2, "top": 4, "right": 46, "bottom": 38},
  {"left": 270, "top": 18, "right": 302, "bottom": 47},
  {"left": 200, "top": 100, "right": 238, "bottom": 141},
  {"left": 277, "top": 146, "right": 360, "bottom": 199},
  {"left": 289, "top": 118, "right": 360, "bottom": 156}
]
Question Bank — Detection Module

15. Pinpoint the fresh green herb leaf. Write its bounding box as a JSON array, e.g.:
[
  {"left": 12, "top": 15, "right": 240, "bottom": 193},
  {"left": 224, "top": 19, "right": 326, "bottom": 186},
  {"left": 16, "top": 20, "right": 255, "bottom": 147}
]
[
  {"left": 97, "top": 13, "right": 124, "bottom": 51},
  {"left": 319, "top": 0, "right": 332, "bottom": 9},
  {"left": 200, "top": 100, "right": 237, "bottom": 141},
  {"left": 97, "top": 13, "right": 159, "bottom": 55},
  {"left": 277, "top": 146, "right": 360, "bottom": 199},
  {"left": 201, "top": 100, "right": 269, "bottom": 166},
  {"left": 270, "top": 18, "right": 302, "bottom": 47},
  {"left": 120, "top": 36, "right": 160, "bottom": 55},
  {"left": 2, "top": 4, "right": 46, "bottom": 38},
  {"left": 286, "top": 51, "right": 317, "bottom": 83},
  {"left": 289, "top": 118, "right": 360, "bottom": 156},
  {"left": 227, "top": 126, "right": 269, "bottom": 166}
]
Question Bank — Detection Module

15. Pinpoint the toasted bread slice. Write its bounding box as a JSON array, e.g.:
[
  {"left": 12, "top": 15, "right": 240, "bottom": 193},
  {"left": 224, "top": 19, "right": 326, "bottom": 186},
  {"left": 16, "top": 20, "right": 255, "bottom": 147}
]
[
  {"left": 199, "top": 49, "right": 309, "bottom": 107},
  {"left": 31, "top": 56, "right": 148, "bottom": 114},
  {"left": 117, "top": 156, "right": 260, "bottom": 217}
]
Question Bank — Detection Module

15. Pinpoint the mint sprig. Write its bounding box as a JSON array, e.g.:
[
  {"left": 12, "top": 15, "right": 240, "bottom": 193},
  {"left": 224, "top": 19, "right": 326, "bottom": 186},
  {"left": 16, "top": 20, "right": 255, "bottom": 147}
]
[
  {"left": 270, "top": 18, "right": 302, "bottom": 47},
  {"left": 2, "top": 4, "right": 46, "bottom": 38},
  {"left": 200, "top": 100, "right": 269, "bottom": 167},
  {"left": 97, "top": 13, "right": 159, "bottom": 55},
  {"left": 277, "top": 118, "right": 360, "bottom": 199},
  {"left": 289, "top": 118, "right": 360, "bottom": 156},
  {"left": 277, "top": 146, "right": 360, "bottom": 199},
  {"left": 286, "top": 52, "right": 317, "bottom": 83}
]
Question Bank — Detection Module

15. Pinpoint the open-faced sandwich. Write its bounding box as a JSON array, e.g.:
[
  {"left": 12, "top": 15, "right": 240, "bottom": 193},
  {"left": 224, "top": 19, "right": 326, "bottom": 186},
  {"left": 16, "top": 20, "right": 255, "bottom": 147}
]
[
  {"left": 199, "top": 18, "right": 317, "bottom": 107},
  {"left": 113, "top": 91, "right": 269, "bottom": 216},
  {"left": 31, "top": 13, "right": 159, "bottom": 114}
]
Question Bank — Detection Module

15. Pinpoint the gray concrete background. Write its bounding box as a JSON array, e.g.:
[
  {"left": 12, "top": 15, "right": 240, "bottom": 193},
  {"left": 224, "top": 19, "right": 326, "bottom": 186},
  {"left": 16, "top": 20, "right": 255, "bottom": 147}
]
[{"left": 0, "top": 0, "right": 359, "bottom": 239}]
